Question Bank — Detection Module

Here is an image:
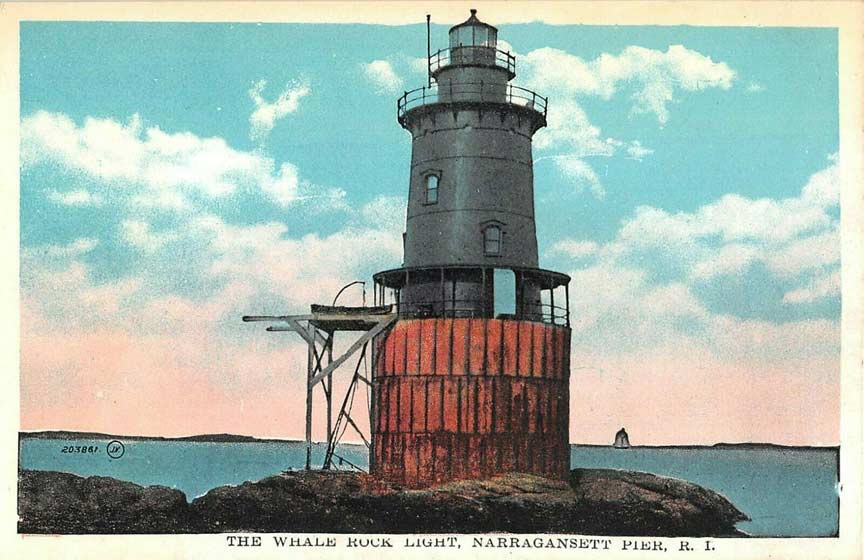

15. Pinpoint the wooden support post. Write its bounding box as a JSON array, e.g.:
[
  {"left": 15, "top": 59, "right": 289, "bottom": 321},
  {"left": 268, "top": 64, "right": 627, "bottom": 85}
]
[
  {"left": 305, "top": 322, "right": 314, "bottom": 471},
  {"left": 323, "top": 342, "right": 370, "bottom": 470},
  {"left": 345, "top": 413, "right": 371, "bottom": 447},
  {"left": 325, "top": 333, "right": 334, "bottom": 462},
  {"left": 309, "top": 314, "right": 397, "bottom": 386},
  {"left": 243, "top": 314, "right": 315, "bottom": 323},
  {"left": 369, "top": 331, "right": 376, "bottom": 471}
]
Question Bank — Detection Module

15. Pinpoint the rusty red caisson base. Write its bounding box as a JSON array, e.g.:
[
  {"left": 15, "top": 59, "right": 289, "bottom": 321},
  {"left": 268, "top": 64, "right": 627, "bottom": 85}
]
[{"left": 372, "top": 318, "right": 570, "bottom": 487}]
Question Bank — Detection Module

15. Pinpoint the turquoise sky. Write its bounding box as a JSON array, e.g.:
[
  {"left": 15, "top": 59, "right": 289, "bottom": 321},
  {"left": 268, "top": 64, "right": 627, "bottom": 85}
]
[
  {"left": 20, "top": 21, "right": 838, "bottom": 322},
  {"left": 18, "top": 20, "right": 841, "bottom": 444}
]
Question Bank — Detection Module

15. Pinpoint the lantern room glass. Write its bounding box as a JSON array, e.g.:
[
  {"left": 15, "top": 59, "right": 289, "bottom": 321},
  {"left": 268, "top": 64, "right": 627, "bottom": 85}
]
[{"left": 449, "top": 25, "right": 497, "bottom": 48}]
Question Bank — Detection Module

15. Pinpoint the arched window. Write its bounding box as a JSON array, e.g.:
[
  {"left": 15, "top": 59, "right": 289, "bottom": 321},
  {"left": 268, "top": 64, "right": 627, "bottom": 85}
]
[
  {"left": 483, "top": 225, "right": 501, "bottom": 255},
  {"left": 425, "top": 174, "right": 439, "bottom": 204}
]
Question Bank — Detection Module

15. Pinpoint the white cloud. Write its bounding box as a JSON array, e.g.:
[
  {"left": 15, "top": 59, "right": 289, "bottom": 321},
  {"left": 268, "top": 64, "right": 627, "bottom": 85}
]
[
  {"left": 626, "top": 140, "right": 653, "bottom": 160},
  {"left": 565, "top": 262, "right": 712, "bottom": 353},
  {"left": 802, "top": 152, "right": 840, "bottom": 206},
  {"left": 248, "top": 79, "right": 310, "bottom": 142},
  {"left": 619, "top": 155, "right": 838, "bottom": 248},
  {"left": 32, "top": 238, "right": 100, "bottom": 259},
  {"left": 21, "top": 259, "right": 141, "bottom": 328},
  {"left": 358, "top": 194, "right": 406, "bottom": 232},
  {"left": 22, "top": 110, "right": 331, "bottom": 210},
  {"left": 407, "top": 56, "right": 428, "bottom": 75},
  {"left": 260, "top": 162, "right": 300, "bottom": 207},
  {"left": 689, "top": 243, "right": 760, "bottom": 280},
  {"left": 554, "top": 154, "right": 840, "bottom": 310},
  {"left": 548, "top": 239, "right": 599, "bottom": 259},
  {"left": 513, "top": 44, "right": 734, "bottom": 197},
  {"left": 78, "top": 277, "right": 142, "bottom": 315},
  {"left": 531, "top": 100, "right": 620, "bottom": 198},
  {"left": 46, "top": 188, "right": 104, "bottom": 207},
  {"left": 783, "top": 270, "right": 841, "bottom": 304},
  {"left": 534, "top": 99, "right": 615, "bottom": 156},
  {"left": 121, "top": 220, "right": 178, "bottom": 253},
  {"left": 23, "top": 193, "right": 405, "bottom": 340},
  {"left": 764, "top": 229, "right": 840, "bottom": 278},
  {"left": 553, "top": 157, "right": 606, "bottom": 199},
  {"left": 129, "top": 189, "right": 190, "bottom": 210},
  {"left": 191, "top": 200, "right": 403, "bottom": 308},
  {"left": 361, "top": 60, "right": 404, "bottom": 94},
  {"left": 520, "top": 44, "right": 735, "bottom": 124},
  {"left": 564, "top": 254, "right": 839, "bottom": 366},
  {"left": 22, "top": 112, "right": 143, "bottom": 181}
]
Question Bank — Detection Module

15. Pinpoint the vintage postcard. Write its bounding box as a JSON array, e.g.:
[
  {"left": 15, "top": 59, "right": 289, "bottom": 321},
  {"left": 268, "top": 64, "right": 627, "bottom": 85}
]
[{"left": 1, "top": 1, "right": 862, "bottom": 559}]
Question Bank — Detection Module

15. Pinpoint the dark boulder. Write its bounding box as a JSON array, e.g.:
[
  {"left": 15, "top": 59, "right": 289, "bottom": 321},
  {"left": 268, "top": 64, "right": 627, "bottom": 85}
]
[
  {"left": 188, "top": 469, "right": 747, "bottom": 535},
  {"left": 18, "top": 468, "right": 748, "bottom": 536},
  {"left": 188, "top": 471, "right": 384, "bottom": 533},
  {"left": 569, "top": 469, "right": 748, "bottom": 536},
  {"left": 18, "top": 470, "right": 188, "bottom": 534}
]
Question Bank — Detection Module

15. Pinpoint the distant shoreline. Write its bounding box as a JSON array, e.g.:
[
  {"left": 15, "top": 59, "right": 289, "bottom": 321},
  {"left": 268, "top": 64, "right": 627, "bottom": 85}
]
[
  {"left": 18, "top": 431, "right": 839, "bottom": 450},
  {"left": 18, "top": 430, "right": 305, "bottom": 444},
  {"left": 574, "top": 442, "right": 839, "bottom": 451}
]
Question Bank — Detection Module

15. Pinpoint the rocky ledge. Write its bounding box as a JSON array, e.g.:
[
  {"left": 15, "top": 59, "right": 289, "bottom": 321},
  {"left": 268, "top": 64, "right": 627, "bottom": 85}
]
[{"left": 18, "top": 468, "right": 748, "bottom": 536}]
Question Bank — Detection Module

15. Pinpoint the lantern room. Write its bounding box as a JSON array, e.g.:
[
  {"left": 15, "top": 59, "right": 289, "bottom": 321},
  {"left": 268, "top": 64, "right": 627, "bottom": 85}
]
[
  {"left": 449, "top": 8, "right": 497, "bottom": 48},
  {"left": 430, "top": 8, "right": 515, "bottom": 81}
]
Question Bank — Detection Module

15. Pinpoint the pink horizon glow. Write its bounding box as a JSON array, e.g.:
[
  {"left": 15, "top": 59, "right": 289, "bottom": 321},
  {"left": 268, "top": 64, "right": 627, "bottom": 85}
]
[{"left": 20, "top": 326, "right": 840, "bottom": 447}]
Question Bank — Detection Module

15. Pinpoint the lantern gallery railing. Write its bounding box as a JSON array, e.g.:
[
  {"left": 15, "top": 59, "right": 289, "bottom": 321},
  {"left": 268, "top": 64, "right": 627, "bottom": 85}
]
[
  {"left": 397, "top": 82, "right": 548, "bottom": 123},
  {"left": 428, "top": 46, "right": 516, "bottom": 78},
  {"left": 372, "top": 265, "right": 571, "bottom": 327}
]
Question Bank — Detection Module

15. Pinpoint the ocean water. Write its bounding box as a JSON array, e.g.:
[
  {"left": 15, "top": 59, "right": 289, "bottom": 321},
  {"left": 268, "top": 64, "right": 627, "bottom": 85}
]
[
  {"left": 18, "top": 438, "right": 838, "bottom": 538},
  {"left": 567, "top": 446, "right": 838, "bottom": 538}
]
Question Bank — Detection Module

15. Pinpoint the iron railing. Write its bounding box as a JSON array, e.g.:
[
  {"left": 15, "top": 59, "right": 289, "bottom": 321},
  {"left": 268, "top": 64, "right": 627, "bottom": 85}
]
[
  {"left": 428, "top": 46, "right": 516, "bottom": 76},
  {"left": 393, "top": 298, "right": 569, "bottom": 326},
  {"left": 373, "top": 265, "right": 571, "bottom": 327},
  {"left": 397, "top": 82, "right": 548, "bottom": 122}
]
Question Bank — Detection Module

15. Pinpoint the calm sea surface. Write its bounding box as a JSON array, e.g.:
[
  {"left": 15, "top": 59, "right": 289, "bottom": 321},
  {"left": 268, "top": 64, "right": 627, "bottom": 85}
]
[{"left": 18, "top": 439, "right": 838, "bottom": 537}]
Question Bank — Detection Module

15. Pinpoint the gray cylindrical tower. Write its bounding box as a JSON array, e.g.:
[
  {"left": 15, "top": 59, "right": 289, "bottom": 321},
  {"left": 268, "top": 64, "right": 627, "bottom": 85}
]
[{"left": 388, "top": 9, "right": 551, "bottom": 317}]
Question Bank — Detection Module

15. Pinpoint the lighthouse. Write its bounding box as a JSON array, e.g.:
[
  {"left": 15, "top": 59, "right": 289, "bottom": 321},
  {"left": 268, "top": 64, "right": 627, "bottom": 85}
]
[{"left": 371, "top": 10, "right": 572, "bottom": 487}]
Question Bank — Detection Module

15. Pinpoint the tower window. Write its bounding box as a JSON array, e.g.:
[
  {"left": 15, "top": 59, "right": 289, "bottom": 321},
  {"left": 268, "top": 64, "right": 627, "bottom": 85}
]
[
  {"left": 483, "top": 225, "right": 501, "bottom": 255},
  {"left": 425, "top": 174, "right": 439, "bottom": 204}
]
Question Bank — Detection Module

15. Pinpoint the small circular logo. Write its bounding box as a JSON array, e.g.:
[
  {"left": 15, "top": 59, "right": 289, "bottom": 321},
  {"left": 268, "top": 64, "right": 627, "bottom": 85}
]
[{"left": 106, "top": 440, "right": 125, "bottom": 459}]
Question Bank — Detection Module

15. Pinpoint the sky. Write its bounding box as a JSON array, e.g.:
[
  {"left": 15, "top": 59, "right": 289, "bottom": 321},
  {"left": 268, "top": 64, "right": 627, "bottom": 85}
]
[{"left": 19, "top": 19, "right": 840, "bottom": 445}]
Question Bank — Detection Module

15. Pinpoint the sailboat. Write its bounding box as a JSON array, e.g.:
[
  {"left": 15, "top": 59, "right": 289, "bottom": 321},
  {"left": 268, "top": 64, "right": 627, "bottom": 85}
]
[{"left": 613, "top": 427, "right": 631, "bottom": 449}]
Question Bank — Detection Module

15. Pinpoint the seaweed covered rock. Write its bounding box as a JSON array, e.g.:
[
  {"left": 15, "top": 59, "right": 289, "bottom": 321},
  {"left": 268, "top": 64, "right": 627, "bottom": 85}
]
[{"left": 18, "top": 468, "right": 748, "bottom": 536}]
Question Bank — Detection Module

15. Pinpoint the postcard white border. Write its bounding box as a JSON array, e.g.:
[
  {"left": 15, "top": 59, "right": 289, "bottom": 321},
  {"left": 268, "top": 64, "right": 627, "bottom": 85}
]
[{"left": 1, "top": 2, "right": 861, "bottom": 559}]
